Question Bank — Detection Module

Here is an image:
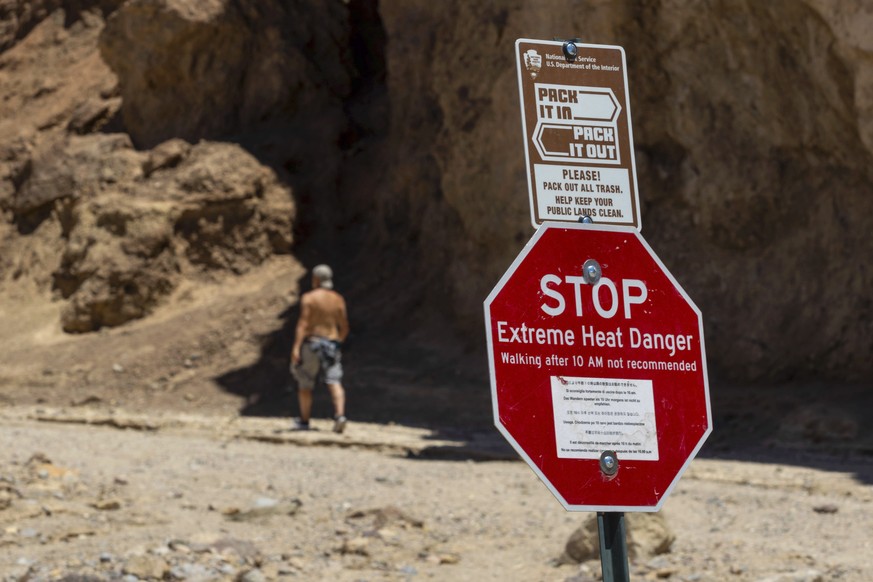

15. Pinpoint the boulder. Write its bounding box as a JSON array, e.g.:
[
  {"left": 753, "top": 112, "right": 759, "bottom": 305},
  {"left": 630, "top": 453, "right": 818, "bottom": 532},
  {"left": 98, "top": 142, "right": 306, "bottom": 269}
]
[
  {"left": 562, "top": 512, "right": 675, "bottom": 564},
  {"left": 53, "top": 140, "right": 294, "bottom": 332}
]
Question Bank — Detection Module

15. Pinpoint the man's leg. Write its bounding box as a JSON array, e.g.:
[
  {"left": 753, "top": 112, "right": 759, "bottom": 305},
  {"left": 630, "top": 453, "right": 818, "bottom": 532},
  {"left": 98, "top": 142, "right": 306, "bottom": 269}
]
[
  {"left": 297, "top": 387, "right": 314, "bottom": 424},
  {"left": 327, "top": 382, "right": 346, "bottom": 433},
  {"left": 292, "top": 342, "right": 319, "bottom": 429},
  {"left": 327, "top": 383, "right": 345, "bottom": 417}
]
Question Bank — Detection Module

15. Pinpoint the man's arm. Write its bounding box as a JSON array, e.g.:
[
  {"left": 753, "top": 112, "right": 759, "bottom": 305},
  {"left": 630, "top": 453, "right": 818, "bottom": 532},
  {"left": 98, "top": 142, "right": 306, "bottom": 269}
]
[
  {"left": 292, "top": 296, "right": 311, "bottom": 364},
  {"left": 337, "top": 296, "right": 350, "bottom": 343}
]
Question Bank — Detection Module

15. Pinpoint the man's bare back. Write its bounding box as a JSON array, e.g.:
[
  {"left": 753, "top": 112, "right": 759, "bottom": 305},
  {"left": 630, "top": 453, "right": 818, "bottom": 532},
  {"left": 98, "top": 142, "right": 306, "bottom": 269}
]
[
  {"left": 298, "top": 288, "right": 349, "bottom": 342},
  {"left": 292, "top": 287, "right": 349, "bottom": 365}
]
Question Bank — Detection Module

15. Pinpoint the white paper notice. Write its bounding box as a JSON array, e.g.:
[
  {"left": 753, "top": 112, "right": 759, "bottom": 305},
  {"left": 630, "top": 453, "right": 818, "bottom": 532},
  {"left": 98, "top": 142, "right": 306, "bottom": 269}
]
[{"left": 551, "top": 376, "right": 659, "bottom": 461}]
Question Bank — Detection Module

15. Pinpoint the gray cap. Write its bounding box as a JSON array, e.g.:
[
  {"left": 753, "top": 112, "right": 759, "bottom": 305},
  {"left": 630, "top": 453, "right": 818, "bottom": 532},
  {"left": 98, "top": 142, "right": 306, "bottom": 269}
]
[{"left": 312, "top": 264, "right": 333, "bottom": 289}]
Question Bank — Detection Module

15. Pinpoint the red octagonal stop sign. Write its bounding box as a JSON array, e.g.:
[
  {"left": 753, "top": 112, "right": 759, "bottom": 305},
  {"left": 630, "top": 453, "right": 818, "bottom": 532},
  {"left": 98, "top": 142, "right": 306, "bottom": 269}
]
[{"left": 485, "top": 222, "right": 711, "bottom": 512}]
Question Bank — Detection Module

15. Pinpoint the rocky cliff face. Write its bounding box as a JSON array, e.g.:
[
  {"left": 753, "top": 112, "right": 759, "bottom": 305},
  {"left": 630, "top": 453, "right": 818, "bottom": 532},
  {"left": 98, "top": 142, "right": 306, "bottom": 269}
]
[
  {"left": 0, "top": 1, "right": 340, "bottom": 331},
  {"left": 0, "top": 0, "right": 870, "bottom": 381}
]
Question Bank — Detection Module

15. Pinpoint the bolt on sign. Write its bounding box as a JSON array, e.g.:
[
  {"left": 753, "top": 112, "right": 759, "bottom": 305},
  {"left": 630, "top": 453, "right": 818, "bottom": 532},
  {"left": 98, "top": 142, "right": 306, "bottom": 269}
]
[
  {"left": 516, "top": 39, "right": 641, "bottom": 230},
  {"left": 484, "top": 223, "right": 712, "bottom": 511}
]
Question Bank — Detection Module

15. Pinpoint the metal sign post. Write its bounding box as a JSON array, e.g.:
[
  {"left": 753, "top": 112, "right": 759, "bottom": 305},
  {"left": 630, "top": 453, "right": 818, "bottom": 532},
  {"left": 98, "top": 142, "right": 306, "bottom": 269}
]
[
  {"left": 597, "top": 446, "right": 629, "bottom": 581},
  {"left": 598, "top": 511, "right": 630, "bottom": 582}
]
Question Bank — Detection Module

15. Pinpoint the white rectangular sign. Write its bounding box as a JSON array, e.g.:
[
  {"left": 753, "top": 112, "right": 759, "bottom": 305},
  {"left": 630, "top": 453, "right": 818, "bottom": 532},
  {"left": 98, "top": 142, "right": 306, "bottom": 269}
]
[{"left": 551, "top": 375, "right": 659, "bottom": 461}]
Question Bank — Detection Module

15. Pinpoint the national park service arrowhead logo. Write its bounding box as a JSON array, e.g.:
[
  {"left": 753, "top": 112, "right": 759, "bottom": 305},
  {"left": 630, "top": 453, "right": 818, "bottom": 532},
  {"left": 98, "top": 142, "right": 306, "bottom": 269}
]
[{"left": 523, "top": 49, "right": 542, "bottom": 79}]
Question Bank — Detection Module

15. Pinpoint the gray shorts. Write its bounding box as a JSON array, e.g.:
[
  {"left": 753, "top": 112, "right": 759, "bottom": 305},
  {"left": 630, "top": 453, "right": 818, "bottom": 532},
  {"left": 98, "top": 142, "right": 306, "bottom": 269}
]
[{"left": 292, "top": 337, "right": 343, "bottom": 388}]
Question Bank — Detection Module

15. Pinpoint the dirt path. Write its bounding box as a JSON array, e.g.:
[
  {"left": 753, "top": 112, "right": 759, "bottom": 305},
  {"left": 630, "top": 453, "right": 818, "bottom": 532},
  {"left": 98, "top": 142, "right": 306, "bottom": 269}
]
[{"left": 1, "top": 406, "right": 872, "bottom": 582}]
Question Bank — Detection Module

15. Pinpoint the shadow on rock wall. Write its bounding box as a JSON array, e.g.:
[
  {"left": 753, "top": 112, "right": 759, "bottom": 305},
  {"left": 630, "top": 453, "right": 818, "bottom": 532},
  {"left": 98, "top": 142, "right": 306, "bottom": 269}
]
[{"left": 214, "top": 303, "right": 298, "bottom": 418}]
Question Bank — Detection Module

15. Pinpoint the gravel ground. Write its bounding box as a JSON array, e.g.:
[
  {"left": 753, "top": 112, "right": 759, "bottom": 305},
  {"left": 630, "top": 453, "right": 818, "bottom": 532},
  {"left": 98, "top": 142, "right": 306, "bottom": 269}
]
[{"left": 1, "top": 407, "right": 872, "bottom": 582}]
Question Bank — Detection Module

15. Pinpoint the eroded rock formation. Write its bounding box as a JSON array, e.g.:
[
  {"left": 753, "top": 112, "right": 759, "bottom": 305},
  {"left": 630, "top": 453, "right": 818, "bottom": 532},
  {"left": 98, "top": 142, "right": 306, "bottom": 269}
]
[{"left": 1, "top": 0, "right": 871, "bottom": 381}]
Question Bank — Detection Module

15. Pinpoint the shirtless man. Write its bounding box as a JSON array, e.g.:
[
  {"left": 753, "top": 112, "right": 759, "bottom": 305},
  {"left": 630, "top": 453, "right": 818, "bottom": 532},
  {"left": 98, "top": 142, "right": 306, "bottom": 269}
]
[{"left": 290, "top": 264, "right": 350, "bottom": 432}]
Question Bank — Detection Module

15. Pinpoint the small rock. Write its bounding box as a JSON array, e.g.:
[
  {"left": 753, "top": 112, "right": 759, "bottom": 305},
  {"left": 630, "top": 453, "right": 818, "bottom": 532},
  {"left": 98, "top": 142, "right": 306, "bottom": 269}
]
[
  {"left": 169, "top": 563, "right": 214, "bottom": 580},
  {"left": 345, "top": 505, "right": 423, "bottom": 529},
  {"left": 376, "top": 527, "right": 401, "bottom": 545},
  {"left": 565, "top": 560, "right": 600, "bottom": 582},
  {"left": 655, "top": 566, "right": 678, "bottom": 578},
  {"left": 67, "top": 98, "right": 115, "bottom": 134},
  {"left": 71, "top": 395, "right": 103, "bottom": 407},
  {"left": 218, "top": 563, "right": 236, "bottom": 575},
  {"left": 143, "top": 139, "right": 191, "bottom": 175},
  {"left": 757, "top": 570, "right": 823, "bottom": 582},
  {"left": 646, "top": 556, "right": 671, "bottom": 570},
  {"left": 58, "top": 528, "right": 97, "bottom": 542},
  {"left": 258, "top": 563, "right": 287, "bottom": 579},
  {"left": 340, "top": 537, "right": 370, "bottom": 556},
  {"left": 0, "top": 488, "right": 14, "bottom": 510},
  {"left": 123, "top": 554, "right": 168, "bottom": 580},
  {"left": 92, "top": 499, "right": 122, "bottom": 511},
  {"left": 238, "top": 569, "right": 267, "bottom": 582},
  {"left": 5, "top": 565, "right": 34, "bottom": 582},
  {"left": 112, "top": 364, "right": 125, "bottom": 373},
  {"left": 207, "top": 537, "right": 260, "bottom": 562},
  {"left": 168, "top": 540, "right": 191, "bottom": 554},
  {"left": 223, "top": 498, "right": 302, "bottom": 522},
  {"left": 812, "top": 504, "right": 838, "bottom": 514}
]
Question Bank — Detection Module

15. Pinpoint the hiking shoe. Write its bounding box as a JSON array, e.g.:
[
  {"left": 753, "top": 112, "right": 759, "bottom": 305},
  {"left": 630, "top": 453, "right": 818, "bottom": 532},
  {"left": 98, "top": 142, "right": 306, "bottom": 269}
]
[
  {"left": 333, "top": 415, "right": 347, "bottom": 434},
  {"left": 291, "top": 418, "right": 310, "bottom": 431}
]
